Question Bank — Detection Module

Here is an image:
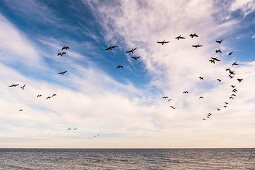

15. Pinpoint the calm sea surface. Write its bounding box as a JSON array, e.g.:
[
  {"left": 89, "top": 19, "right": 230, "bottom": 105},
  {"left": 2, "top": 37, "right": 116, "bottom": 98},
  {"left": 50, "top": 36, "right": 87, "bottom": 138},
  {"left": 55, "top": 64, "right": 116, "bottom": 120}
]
[{"left": 0, "top": 148, "right": 254, "bottom": 170}]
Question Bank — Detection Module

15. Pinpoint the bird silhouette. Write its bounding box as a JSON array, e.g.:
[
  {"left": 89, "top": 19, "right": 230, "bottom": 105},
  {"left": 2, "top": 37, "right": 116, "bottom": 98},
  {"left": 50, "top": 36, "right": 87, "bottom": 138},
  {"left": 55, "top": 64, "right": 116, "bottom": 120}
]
[
  {"left": 131, "top": 56, "right": 140, "bottom": 60},
  {"left": 37, "top": 94, "right": 42, "bottom": 97},
  {"left": 162, "top": 96, "right": 168, "bottom": 99},
  {"left": 211, "top": 57, "right": 220, "bottom": 62},
  {"left": 199, "top": 77, "right": 204, "bottom": 80},
  {"left": 231, "top": 85, "right": 235, "bottom": 88},
  {"left": 175, "top": 35, "right": 185, "bottom": 40},
  {"left": 232, "top": 62, "right": 239, "bottom": 66},
  {"left": 183, "top": 91, "right": 189, "bottom": 94},
  {"left": 57, "top": 52, "right": 66, "bottom": 56},
  {"left": 199, "top": 96, "right": 204, "bottom": 99},
  {"left": 192, "top": 44, "right": 202, "bottom": 48},
  {"left": 58, "top": 71, "right": 67, "bottom": 75},
  {"left": 21, "top": 84, "right": 26, "bottom": 90},
  {"left": 237, "top": 78, "right": 243, "bottom": 83},
  {"left": 225, "top": 102, "right": 229, "bottom": 105},
  {"left": 9, "top": 84, "right": 19, "bottom": 87},
  {"left": 126, "top": 48, "right": 137, "bottom": 53},
  {"left": 229, "top": 52, "right": 233, "bottom": 56},
  {"left": 170, "top": 106, "right": 176, "bottom": 109},
  {"left": 224, "top": 105, "right": 227, "bottom": 108},
  {"left": 209, "top": 59, "right": 215, "bottom": 64},
  {"left": 157, "top": 40, "right": 169, "bottom": 45},
  {"left": 190, "top": 33, "right": 198, "bottom": 38},
  {"left": 62, "top": 46, "right": 69, "bottom": 50},
  {"left": 46, "top": 96, "right": 51, "bottom": 99},
  {"left": 167, "top": 99, "right": 171, "bottom": 102},
  {"left": 116, "top": 65, "right": 124, "bottom": 69},
  {"left": 105, "top": 46, "right": 117, "bottom": 50},
  {"left": 216, "top": 49, "right": 222, "bottom": 53},
  {"left": 216, "top": 39, "right": 223, "bottom": 44},
  {"left": 217, "top": 108, "right": 221, "bottom": 111},
  {"left": 19, "top": 109, "right": 23, "bottom": 112},
  {"left": 217, "top": 79, "right": 222, "bottom": 82},
  {"left": 52, "top": 94, "right": 57, "bottom": 97}
]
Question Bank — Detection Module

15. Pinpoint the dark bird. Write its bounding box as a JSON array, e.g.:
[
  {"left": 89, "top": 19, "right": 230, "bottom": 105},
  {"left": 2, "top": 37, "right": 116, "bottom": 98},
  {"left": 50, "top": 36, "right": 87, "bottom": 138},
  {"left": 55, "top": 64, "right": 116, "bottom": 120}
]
[
  {"left": 226, "top": 68, "right": 230, "bottom": 71},
  {"left": 175, "top": 35, "right": 185, "bottom": 40},
  {"left": 46, "top": 96, "right": 51, "bottom": 99},
  {"left": 74, "top": 128, "right": 77, "bottom": 130},
  {"left": 203, "top": 118, "right": 206, "bottom": 120},
  {"left": 116, "top": 65, "right": 124, "bottom": 69},
  {"left": 105, "top": 45, "right": 117, "bottom": 50},
  {"left": 231, "top": 85, "right": 235, "bottom": 88},
  {"left": 126, "top": 48, "right": 137, "bottom": 53},
  {"left": 58, "top": 71, "right": 67, "bottom": 75},
  {"left": 62, "top": 46, "right": 69, "bottom": 50},
  {"left": 209, "top": 59, "right": 215, "bottom": 64},
  {"left": 131, "top": 56, "right": 140, "bottom": 60},
  {"left": 237, "top": 78, "right": 243, "bottom": 83},
  {"left": 217, "top": 79, "right": 222, "bottom": 82},
  {"left": 190, "top": 33, "right": 198, "bottom": 38},
  {"left": 225, "top": 102, "right": 229, "bottom": 105},
  {"left": 217, "top": 108, "right": 221, "bottom": 111},
  {"left": 21, "top": 84, "right": 26, "bottom": 90},
  {"left": 157, "top": 40, "right": 169, "bottom": 45},
  {"left": 57, "top": 52, "right": 66, "bottom": 56},
  {"left": 199, "top": 96, "right": 204, "bottom": 99},
  {"left": 163, "top": 96, "right": 168, "bottom": 99},
  {"left": 9, "top": 84, "right": 19, "bottom": 87},
  {"left": 232, "top": 62, "right": 239, "bottom": 66},
  {"left": 170, "top": 106, "right": 176, "bottom": 109},
  {"left": 168, "top": 99, "right": 171, "bottom": 102},
  {"left": 192, "top": 44, "right": 203, "bottom": 48},
  {"left": 37, "top": 94, "right": 42, "bottom": 97},
  {"left": 199, "top": 77, "right": 204, "bottom": 80},
  {"left": 229, "top": 75, "right": 234, "bottom": 79},
  {"left": 229, "top": 70, "right": 235, "bottom": 75},
  {"left": 183, "top": 91, "right": 189, "bottom": 94},
  {"left": 224, "top": 105, "right": 227, "bottom": 108},
  {"left": 52, "top": 94, "right": 57, "bottom": 97},
  {"left": 229, "top": 52, "right": 233, "bottom": 56},
  {"left": 211, "top": 57, "right": 220, "bottom": 62},
  {"left": 216, "top": 39, "right": 223, "bottom": 44},
  {"left": 19, "top": 109, "right": 23, "bottom": 112},
  {"left": 229, "top": 96, "right": 234, "bottom": 99},
  {"left": 231, "top": 94, "right": 236, "bottom": 97},
  {"left": 232, "top": 89, "right": 237, "bottom": 93},
  {"left": 216, "top": 49, "right": 222, "bottom": 53},
  {"left": 67, "top": 128, "right": 71, "bottom": 130}
]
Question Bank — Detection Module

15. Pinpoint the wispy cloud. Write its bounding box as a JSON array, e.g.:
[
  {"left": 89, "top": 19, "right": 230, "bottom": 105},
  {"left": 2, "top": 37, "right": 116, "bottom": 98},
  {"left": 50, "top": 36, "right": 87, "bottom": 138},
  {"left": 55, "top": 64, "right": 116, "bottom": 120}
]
[{"left": 230, "top": 0, "right": 255, "bottom": 16}]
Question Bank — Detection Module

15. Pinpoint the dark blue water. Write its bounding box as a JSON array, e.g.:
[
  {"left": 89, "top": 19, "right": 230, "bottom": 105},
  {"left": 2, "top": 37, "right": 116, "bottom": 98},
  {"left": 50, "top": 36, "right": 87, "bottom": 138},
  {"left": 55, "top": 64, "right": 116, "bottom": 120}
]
[{"left": 0, "top": 148, "right": 254, "bottom": 169}]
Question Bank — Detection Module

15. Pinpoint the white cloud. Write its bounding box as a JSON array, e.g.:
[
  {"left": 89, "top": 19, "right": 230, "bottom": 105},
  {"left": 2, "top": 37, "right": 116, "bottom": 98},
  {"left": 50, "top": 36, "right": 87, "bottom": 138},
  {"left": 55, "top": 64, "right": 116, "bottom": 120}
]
[
  {"left": 230, "top": 0, "right": 255, "bottom": 16},
  {"left": 252, "top": 34, "right": 255, "bottom": 39}
]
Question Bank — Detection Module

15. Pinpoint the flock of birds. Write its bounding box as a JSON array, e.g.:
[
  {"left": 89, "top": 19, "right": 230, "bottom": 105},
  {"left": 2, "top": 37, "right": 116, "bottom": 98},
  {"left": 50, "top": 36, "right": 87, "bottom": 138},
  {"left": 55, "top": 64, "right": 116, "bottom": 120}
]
[
  {"left": 8, "top": 33, "right": 243, "bottom": 128},
  {"left": 105, "top": 33, "right": 243, "bottom": 120}
]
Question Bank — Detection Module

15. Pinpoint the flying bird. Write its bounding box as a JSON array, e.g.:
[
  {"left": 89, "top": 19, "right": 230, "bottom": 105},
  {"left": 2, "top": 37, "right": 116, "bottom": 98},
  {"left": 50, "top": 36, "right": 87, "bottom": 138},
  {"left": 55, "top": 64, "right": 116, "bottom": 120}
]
[
  {"left": 74, "top": 128, "right": 77, "bottom": 130},
  {"left": 237, "top": 78, "right": 243, "bottom": 83},
  {"left": 62, "top": 46, "right": 69, "bottom": 50},
  {"left": 217, "top": 108, "right": 221, "bottom": 111},
  {"left": 231, "top": 94, "right": 236, "bottom": 97},
  {"left": 229, "top": 52, "right": 233, "bottom": 56},
  {"left": 199, "top": 77, "right": 204, "bottom": 80},
  {"left": 190, "top": 33, "right": 198, "bottom": 38},
  {"left": 167, "top": 99, "right": 171, "bottom": 102},
  {"left": 157, "top": 40, "right": 169, "bottom": 45},
  {"left": 199, "top": 96, "right": 204, "bottom": 99},
  {"left": 217, "top": 79, "right": 222, "bottom": 82},
  {"left": 105, "top": 45, "right": 117, "bottom": 50},
  {"left": 67, "top": 128, "right": 71, "bottom": 130},
  {"left": 192, "top": 44, "right": 203, "bottom": 48},
  {"left": 37, "top": 94, "right": 42, "bottom": 97},
  {"left": 58, "top": 71, "right": 67, "bottom": 75},
  {"left": 163, "top": 96, "right": 168, "bottom": 99},
  {"left": 52, "top": 94, "right": 57, "bottom": 97},
  {"left": 9, "top": 84, "right": 19, "bottom": 87},
  {"left": 216, "top": 39, "right": 223, "bottom": 44},
  {"left": 232, "top": 62, "right": 239, "bottom": 66},
  {"left": 203, "top": 118, "right": 206, "bottom": 120},
  {"left": 57, "top": 52, "right": 66, "bottom": 56},
  {"left": 209, "top": 59, "right": 215, "bottom": 64},
  {"left": 46, "top": 96, "right": 51, "bottom": 99},
  {"left": 224, "top": 105, "right": 227, "bottom": 108},
  {"left": 225, "top": 102, "right": 229, "bottom": 105},
  {"left": 229, "top": 75, "right": 234, "bottom": 79},
  {"left": 131, "top": 56, "right": 140, "bottom": 60},
  {"left": 19, "top": 109, "right": 23, "bottom": 112},
  {"left": 211, "top": 57, "right": 220, "bottom": 62},
  {"left": 126, "top": 48, "right": 137, "bottom": 53},
  {"left": 216, "top": 49, "right": 222, "bottom": 53},
  {"left": 21, "top": 84, "right": 26, "bottom": 90},
  {"left": 170, "top": 106, "right": 176, "bottom": 109},
  {"left": 175, "top": 35, "right": 185, "bottom": 40},
  {"left": 116, "top": 65, "right": 124, "bottom": 69},
  {"left": 231, "top": 85, "right": 235, "bottom": 88},
  {"left": 183, "top": 91, "right": 189, "bottom": 94},
  {"left": 232, "top": 89, "right": 237, "bottom": 93},
  {"left": 229, "top": 96, "right": 234, "bottom": 99}
]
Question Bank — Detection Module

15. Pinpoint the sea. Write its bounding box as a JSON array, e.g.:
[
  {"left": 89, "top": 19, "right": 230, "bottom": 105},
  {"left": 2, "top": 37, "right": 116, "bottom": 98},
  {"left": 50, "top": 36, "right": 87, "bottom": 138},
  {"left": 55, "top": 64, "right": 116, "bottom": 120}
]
[{"left": 0, "top": 148, "right": 254, "bottom": 170}]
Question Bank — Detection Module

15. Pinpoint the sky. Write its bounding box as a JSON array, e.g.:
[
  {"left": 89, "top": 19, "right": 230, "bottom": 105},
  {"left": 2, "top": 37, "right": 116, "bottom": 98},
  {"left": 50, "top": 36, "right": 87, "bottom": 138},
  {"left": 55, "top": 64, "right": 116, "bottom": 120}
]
[{"left": 0, "top": 0, "right": 255, "bottom": 148}]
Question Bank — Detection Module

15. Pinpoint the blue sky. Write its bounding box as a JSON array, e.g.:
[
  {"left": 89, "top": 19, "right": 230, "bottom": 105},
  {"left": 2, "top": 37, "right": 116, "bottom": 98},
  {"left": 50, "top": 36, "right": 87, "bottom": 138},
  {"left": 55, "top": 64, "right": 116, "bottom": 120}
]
[{"left": 0, "top": 0, "right": 255, "bottom": 148}]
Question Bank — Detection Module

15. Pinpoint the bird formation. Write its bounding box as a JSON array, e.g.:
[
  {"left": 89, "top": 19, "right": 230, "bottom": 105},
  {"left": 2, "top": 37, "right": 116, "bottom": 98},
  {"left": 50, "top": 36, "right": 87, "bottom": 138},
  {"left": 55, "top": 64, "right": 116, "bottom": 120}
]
[
  {"left": 160, "top": 35, "right": 243, "bottom": 120},
  {"left": 8, "top": 46, "right": 70, "bottom": 111}
]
